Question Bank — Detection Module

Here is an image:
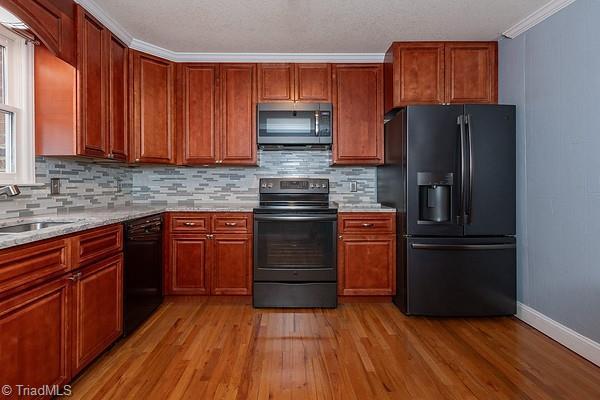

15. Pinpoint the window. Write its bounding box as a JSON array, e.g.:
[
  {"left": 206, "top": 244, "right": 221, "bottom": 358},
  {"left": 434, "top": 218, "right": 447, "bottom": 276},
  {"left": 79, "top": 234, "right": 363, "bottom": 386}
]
[{"left": 0, "top": 22, "right": 34, "bottom": 184}]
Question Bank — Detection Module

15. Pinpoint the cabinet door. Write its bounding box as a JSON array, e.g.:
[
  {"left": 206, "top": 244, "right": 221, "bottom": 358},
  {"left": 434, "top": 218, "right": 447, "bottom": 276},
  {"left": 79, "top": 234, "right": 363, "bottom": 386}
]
[
  {"left": 295, "top": 63, "right": 331, "bottom": 102},
  {"left": 179, "top": 64, "right": 219, "bottom": 165},
  {"left": 219, "top": 64, "right": 257, "bottom": 165},
  {"left": 257, "top": 63, "right": 294, "bottom": 102},
  {"left": 212, "top": 234, "right": 252, "bottom": 295},
  {"left": 0, "top": 277, "right": 71, "bottom": 392},
  {"left": 444, "top": 42, "right": 497, "bottom": 104},
  {"left": 332, "top": 64, "right": 383, "bottom": 165},
  {"left": 72, "top": 255, "right": 123, "bottom": 374},
  {"left": 168, "top": 235, "right": 210, "bottom": 295},
  {"left": 107, "top": 33, "right": 128, "bottom": 161},
  {"left": 77, "top": 7, "right": 107, "bottom": 158},
  {"left": 338, "top": 235, "right": 396, "bottom": 295},
  {"left": 131, "top": 51, "right": 176, "bottom": 163},
  {"left": 385, "top": 43, "right": 444, "bottom": 110}
]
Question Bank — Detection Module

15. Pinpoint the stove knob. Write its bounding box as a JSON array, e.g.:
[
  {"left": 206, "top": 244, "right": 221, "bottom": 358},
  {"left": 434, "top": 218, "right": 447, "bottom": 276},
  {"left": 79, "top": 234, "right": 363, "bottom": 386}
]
[
  {"left": 322, "top": 184, "right": 327, "bottom": 188},
  {"left": 267, "top": 183, "right": 273, "bottom": 188},
  {"left": 261, "top": 183, "right": 267, "bottom": 188}
]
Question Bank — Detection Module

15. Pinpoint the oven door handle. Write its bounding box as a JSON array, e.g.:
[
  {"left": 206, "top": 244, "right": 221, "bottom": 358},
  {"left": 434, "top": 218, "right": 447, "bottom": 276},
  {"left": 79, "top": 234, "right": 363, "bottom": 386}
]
[{"left": 254, "top": 215, "right": 337, "bottom": 222}]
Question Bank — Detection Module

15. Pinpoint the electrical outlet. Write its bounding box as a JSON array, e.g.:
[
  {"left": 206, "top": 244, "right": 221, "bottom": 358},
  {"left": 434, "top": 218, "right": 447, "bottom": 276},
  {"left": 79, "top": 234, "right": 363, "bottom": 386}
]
[
  {"left": 350, "top": 181, "right": 358, "bottom": 192},
  {"left": 50, "top": 178, "right": 61, "bottom": 195}
]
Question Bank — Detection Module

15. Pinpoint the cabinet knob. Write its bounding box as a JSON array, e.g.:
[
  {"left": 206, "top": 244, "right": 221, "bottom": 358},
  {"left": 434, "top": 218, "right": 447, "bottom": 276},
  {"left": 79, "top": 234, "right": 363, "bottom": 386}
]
[
  {"left": 338, "top": 235, "right": 343, "bottom": 240},
  {"left": 183, "top": 222, "right": 196, "bottom": 226},
  {"left": 207, "top": 234, "right": 214, "bottom": 239},
  {"left": 225, "top": 222, "right": 237, "bottom": 227},
  {"left": 135, "top": 158, "right": 140, "bottom": 162}
]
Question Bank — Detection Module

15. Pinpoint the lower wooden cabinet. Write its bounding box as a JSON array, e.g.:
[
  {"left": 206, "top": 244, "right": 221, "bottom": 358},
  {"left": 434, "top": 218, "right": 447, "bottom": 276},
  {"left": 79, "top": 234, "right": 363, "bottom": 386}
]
[
  {"left": 169, "top": 235, "right": 210, "bottom": 295},
  {"left": 165, "top": 213, "right": 253, "bottom": 295},
  {"left": 0, "top": 277, "right": 71, "bottom": 393},
  {"left": 212, "top": 234, "right": 252, "bottom": 295},
  {"left": 338, "top": 235, "right": 396, "bottom": 295},
  {"left": 71, "top": 254, "right": 123, "bottom": 374}
]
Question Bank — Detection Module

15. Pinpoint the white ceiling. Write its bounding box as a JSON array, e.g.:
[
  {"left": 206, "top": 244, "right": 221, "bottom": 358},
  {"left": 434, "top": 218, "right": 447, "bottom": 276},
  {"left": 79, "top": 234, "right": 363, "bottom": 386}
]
[{"left": 94, "top": 0, "right": 549, "bottom": 54}]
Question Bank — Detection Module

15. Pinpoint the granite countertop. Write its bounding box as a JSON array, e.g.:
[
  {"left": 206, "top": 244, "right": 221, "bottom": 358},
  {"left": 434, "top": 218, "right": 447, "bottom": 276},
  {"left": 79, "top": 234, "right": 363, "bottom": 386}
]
[{"left": 0, "top": 202, "right": 395, "bottom": 250}]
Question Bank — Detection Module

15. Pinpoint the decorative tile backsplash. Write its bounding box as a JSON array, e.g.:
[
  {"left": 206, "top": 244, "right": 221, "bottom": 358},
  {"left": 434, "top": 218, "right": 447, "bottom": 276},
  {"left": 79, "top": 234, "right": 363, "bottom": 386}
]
[
  {"left": 0, "top": 150, "right": 377, "bottom": 217},
  {"left": 132, "top": 150, "right": 377, "bottom": 205},
  {"left": 0, "top": 157, "right": 132, "bottom": 218}
]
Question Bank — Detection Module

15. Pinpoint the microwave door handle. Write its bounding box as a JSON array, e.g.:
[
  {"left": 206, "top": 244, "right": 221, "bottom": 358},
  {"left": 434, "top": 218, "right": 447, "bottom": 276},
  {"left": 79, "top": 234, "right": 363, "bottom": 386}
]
[{"left": 315, "top": 111, "right": 319, "bottom": 136}]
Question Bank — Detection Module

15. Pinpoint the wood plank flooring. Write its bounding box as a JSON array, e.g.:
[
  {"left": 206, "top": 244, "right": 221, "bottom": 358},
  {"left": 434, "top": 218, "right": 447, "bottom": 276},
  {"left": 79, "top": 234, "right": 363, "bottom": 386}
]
[{"left": 67, "top": 296, "right": 600, "bottom": 400}]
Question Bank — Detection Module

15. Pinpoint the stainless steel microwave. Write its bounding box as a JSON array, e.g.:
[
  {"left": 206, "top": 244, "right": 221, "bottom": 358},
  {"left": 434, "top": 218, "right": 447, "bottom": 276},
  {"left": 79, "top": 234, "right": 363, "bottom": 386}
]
[{"left": 257, "top": 103, "right": 332, "bottom": 148}]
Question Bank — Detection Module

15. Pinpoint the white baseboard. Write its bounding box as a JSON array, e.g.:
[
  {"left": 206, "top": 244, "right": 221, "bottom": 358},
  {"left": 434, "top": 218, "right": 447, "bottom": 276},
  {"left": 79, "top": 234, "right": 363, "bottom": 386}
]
[{"left": 516, "top": 302, "right": 600, "bottom": 366}]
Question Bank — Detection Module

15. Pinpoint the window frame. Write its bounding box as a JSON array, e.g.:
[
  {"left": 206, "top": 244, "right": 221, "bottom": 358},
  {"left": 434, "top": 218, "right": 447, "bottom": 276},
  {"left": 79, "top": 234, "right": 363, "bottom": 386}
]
[{"left": 0, "top": 24, "right": 35, "bottom": 185}]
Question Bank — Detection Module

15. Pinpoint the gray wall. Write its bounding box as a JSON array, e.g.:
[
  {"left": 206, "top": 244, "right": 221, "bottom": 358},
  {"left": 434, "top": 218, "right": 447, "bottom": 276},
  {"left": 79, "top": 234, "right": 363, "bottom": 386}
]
[{"left": 499, "top": 0, "right": 600, "bottom": 342}]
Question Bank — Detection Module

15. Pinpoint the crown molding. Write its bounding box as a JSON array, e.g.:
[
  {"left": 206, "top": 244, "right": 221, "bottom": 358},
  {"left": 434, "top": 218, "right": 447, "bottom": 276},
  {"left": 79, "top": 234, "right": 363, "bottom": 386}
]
[
  {"left": 74, "top": 0, "right": 133, "bottom": 45},
  {"left": 502, "top": 0, "right": 577, "bottom": 38},
  {"left": 130, "top": 38, "right": 384, "bottom": 62}
]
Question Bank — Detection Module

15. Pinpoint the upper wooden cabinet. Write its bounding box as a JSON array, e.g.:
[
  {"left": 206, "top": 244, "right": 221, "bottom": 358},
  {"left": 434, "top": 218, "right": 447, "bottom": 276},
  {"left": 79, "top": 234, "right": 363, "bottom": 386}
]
[
  {"left": 219, "top": 64, "right": 257, "bottom": 165},
  {"left": 257, "top": 63, "right": 331, "bottom": 102},
  {"left": 35, "top": 6, "right": 128, "bottom": 160},
  {"left": 444, "top": 42, "right": 498, "bottom": 104},
  {"left": 177, "top": 64, "right": 219, "bottom": 165},
  {"left": 385, "top": 41, "right": 498, "bottom": 111},
  {"left": 108, "top": 34, "right": 129, "bottom": 161},
  {"left": 258, "top": 63, "right": 294, "bottom": 101},
  {"left": 77, "top": 8, "right": 107, "bottom": 158},
  {"left": 0, "top": 0, "right": 76, "bottom": 65},
  {"left": 295, "top": 63, "right": 331, "bottom": 102},
  {"left": 130, "top": 50, "right": 176, "bottom": 164},
  {"left": 384, "top": 42, "right": 444, "bottom": 110},
  {"left": 332, "top": 64, "right": 384, "bottom": 165}
]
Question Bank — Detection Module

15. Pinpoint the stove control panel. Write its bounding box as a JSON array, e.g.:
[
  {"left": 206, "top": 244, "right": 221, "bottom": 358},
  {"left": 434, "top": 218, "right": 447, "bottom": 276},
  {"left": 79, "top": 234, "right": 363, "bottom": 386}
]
[{"left": 259, "top": 178, "right": 329, "bottom": 194}]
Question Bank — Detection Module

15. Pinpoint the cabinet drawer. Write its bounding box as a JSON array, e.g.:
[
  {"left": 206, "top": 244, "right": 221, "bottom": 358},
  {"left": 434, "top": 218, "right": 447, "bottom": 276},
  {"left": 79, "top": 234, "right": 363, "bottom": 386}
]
[
  {"left": 170, "top": 213, "right": 210, "bottom": 233},
  {"left": 338, "top": 213, "right": 396, "bottom": 234},
  {"left": 74, "top": 224, "right": 123, "bottom": 266},
  {"left": 0, "top": 239, "right": 72, "bottom": 294},
  {"left": 211, "top": 213, "right": 253, "bottom": 234}
]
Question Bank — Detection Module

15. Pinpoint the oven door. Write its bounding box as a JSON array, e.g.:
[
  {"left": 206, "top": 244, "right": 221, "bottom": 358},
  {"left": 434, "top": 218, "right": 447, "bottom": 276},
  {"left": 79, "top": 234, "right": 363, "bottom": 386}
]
[{"left": 254, "top": 213, "right": 337, "bottom": 282}]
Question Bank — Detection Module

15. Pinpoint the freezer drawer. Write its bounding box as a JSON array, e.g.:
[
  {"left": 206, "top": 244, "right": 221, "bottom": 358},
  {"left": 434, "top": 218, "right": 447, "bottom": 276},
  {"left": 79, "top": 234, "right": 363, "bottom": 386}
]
[{"left": 405, "top": 237, "right": 516, "bottom": 316}]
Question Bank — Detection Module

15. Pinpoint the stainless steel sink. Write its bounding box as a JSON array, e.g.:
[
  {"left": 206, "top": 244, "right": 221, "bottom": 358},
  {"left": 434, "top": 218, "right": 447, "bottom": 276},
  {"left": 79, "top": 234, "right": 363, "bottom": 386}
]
[{"left": 0, "top": 221, "right": 74, "bottom": 233}]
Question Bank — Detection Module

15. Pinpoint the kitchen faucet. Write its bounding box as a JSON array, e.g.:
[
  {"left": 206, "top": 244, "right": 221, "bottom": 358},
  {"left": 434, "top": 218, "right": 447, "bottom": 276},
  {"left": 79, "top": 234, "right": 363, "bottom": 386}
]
[{"left": 0, "top": 185, "right": 20, "bottom": 197}]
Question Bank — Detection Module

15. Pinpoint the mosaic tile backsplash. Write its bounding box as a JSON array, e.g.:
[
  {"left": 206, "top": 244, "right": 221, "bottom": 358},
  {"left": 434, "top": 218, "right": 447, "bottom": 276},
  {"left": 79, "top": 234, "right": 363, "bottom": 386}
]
[
  {"left": 0, "top": 151, "right": 377, "bottom": 217},
  {"left": 0, "top": 157, "right": 132, "bottom": 218},
  {"left": 132, "top": 150, "right": 377, "bottom": 205}
]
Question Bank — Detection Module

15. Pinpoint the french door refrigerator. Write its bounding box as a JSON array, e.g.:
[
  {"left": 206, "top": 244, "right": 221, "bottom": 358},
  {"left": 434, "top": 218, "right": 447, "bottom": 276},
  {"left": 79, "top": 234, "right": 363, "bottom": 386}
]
[{"left": 377, "top": 105, "right": 516, "bottom": 316}]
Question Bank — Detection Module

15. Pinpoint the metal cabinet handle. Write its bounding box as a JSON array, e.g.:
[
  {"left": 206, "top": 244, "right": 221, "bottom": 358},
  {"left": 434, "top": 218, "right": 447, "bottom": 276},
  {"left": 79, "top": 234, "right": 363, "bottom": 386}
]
[
  {"left": 361, "top": 223, "right": 374, "bottom": 227},
  {"left": 183, "top": 222, "right": 196, "bottom": 226},
  {"left": 225, "top": 222, "right": 237, "bottom": 226},
  {"left": 338, "top": 235, "right": 343, "bottom": 240}
]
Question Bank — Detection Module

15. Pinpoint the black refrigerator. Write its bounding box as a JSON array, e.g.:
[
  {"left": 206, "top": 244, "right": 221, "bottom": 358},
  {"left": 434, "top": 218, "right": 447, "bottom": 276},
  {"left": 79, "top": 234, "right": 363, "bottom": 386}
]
[{"left": 377, "top": 104, "right": 516, "bottom": 316}]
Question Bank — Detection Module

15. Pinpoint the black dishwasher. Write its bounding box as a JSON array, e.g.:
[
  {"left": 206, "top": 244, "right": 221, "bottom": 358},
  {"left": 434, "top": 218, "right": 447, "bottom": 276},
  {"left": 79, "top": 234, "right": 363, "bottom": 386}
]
[{"left": 123, "top": 214, "right": 163, "bottom": 336}]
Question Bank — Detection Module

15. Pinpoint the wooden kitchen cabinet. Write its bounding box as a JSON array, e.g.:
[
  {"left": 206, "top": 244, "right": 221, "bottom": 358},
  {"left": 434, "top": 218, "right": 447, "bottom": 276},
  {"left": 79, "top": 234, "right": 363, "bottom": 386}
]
[
  {"left": 219, "top": 64, "right": 257, "bottom": 165},
  {"left": 35, "top": 5, "right": 128, "bottom": 160},
  {"left": 295, "top": 63, "right": 331, "bottom": 102},
  {"left": 131, "top": 50, "right": 176, "bottom": 164},
  {"left": 337, "top": 213, "right": 396, "bottom": 296},
  {"left": 384, "top": 41, "right": 497, "bottom": 111},
  {"left": 178, "top": 64, "right": 220, "bottom": 165},
  {"left": 0, "top": 277, "right": 71, "bottom": 391},
  {"left": 71, "top": 254, "right": 123, "bottom": 374},
  {"left": 165, "top": 212, "right": 253, "bottom": 295},
  {"left": 108, "top": 33, "right": 129, "bottom": 161},
  {"left": 332, "top": 64, "right": 384, "bottom": 165},
  {"left": 257, "top": 63, "right": 331, "bottom": 102},
  {"left": 384, "top": 42, "right": 445, "bottom": 110},
  {"left": 0, "top": 0, "right": 76, "bottom": 66},
  {"left": 444, "top": 42, "right": 498, "bottom": 104},
  {"left": 168, "top": 235, "right": 211, "bottom": 295},
  {"left": 258, "top": 63, "right": 294, "bottom": 101},
  {"left": 212, "top": 234, "right": 253, "bottom": 295}
]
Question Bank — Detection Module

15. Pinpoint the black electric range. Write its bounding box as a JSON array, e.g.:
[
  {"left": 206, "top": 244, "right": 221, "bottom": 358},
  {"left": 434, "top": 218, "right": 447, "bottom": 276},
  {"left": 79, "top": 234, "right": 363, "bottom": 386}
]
[{"left": 253, "top": 178, "right": 338, "bottom": 308}]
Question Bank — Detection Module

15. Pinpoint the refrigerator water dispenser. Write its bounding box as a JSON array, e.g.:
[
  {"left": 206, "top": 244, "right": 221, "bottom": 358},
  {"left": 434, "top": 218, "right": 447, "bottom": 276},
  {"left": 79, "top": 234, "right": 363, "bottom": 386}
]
[{"left": 417, "top": 172, "right": 453, "bottom": 223}]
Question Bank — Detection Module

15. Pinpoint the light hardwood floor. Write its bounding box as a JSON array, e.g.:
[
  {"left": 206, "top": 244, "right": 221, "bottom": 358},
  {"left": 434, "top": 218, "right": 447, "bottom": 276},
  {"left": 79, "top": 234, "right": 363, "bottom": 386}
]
[{"left": 68, "top": 297, "right": 600, "bottom": 400}]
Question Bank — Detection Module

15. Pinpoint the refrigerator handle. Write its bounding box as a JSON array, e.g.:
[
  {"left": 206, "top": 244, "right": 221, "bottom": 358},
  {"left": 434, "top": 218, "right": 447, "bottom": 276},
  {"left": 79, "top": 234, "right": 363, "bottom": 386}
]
[
  {"left": 465, "top": 114, "right": 474, "bottom": 224},
  {"left": 457, "top": 114, "right": 467, "bottom": 225}
]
